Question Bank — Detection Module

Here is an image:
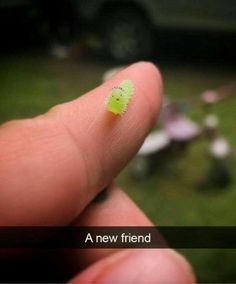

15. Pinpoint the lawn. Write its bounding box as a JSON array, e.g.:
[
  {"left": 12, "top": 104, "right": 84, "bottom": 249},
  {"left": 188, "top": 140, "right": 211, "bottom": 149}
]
[{"left": 0, "top": 52, "right": 236, "bottom": 282}]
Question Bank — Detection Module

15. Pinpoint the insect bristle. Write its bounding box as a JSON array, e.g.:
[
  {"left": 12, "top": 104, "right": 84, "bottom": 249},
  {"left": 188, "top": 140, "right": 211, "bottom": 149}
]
[{"left": 122, "top": 105, "right": 127, "bottom": 114}]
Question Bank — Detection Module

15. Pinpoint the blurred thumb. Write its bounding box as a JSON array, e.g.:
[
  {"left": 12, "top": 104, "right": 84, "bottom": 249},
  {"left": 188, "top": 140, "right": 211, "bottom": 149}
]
[{"left": 69, "top": 249, "right": 195, "bottom": 283}]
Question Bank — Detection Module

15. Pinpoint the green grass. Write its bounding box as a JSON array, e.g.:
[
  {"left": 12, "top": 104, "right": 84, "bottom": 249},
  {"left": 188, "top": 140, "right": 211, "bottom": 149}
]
[
  {"left": 0, "top": 53, "right": 236, "bottom": 282},
  {"left": 0, "top": 54, "right": 106, "bottom": 121}
]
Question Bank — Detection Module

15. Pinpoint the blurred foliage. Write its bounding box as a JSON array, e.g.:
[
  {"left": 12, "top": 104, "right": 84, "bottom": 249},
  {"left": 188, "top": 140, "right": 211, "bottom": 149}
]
[{"left": 0, "top": 52, "right": 236, "bottom": 282}]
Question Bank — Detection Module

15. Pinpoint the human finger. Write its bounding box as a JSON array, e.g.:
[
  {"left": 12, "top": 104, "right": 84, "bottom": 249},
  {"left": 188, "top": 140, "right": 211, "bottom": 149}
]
[{"left": 0, "top": 62, "right": 162, "bottom": 225}]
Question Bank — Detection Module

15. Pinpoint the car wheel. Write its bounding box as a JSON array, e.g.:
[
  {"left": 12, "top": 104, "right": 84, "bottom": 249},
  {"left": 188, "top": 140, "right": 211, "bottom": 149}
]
[{"left": 101, "top": 9, "right": 153, "bottom": 62}]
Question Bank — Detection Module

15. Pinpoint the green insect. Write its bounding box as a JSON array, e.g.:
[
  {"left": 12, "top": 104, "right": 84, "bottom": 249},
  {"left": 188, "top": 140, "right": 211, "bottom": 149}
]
[{"left": 105, "top": 80, "right": 134, "bottom": 115}]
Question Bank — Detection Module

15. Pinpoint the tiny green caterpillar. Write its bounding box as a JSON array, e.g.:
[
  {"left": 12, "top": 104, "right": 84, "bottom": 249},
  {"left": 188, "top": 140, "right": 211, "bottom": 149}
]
[{"left": 105, "top": 80, "right": 134, "bottom": 115}]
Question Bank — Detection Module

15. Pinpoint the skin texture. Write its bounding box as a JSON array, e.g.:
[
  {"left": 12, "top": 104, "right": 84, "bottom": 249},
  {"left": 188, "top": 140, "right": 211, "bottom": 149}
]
[{"left": 0, "top": 62, "right": 195, "bottom": 283}]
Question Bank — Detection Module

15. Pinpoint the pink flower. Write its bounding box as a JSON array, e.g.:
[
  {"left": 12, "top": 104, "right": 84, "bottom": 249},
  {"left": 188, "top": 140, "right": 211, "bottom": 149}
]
[{"left": 201, "top": 90, "right": 219, "bottom": 104}]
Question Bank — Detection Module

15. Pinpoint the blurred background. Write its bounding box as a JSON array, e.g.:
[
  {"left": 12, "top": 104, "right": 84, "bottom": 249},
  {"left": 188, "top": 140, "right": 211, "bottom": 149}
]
[{"left": 0, "top": 0, "right": 236, "bottom": 282}]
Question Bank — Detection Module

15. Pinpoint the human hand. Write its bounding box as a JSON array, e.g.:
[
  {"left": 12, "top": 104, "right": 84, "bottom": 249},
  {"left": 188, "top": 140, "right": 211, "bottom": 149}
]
[{"left": 0, "top": 62, "right": 195, "bottom": 283}]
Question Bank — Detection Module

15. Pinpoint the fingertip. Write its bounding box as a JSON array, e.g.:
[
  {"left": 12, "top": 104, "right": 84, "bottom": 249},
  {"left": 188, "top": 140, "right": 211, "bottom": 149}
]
[
  {"left": 101, "top": 61, "right": 162, "bottom": 106},
  {"left": 128, "top": 61, "right": 163, "bottom": 96},
  {"left": 166, "top": 249, "right": 196, "bottom": 283},
  {"left": 119, "top": 61, "right": 163, "bottom": 125}
]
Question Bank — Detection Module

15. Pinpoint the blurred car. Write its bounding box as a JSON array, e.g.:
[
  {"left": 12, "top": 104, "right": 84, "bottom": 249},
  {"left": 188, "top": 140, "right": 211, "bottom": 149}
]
[{"left": 76, "top": 0, "right": 236, "bottom": 61}]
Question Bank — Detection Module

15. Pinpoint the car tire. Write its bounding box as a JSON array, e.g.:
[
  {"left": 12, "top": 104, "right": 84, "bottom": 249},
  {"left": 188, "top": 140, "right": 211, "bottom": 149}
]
[{"left": 101, "top": 8, "right": 153, "bottom": 62}]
